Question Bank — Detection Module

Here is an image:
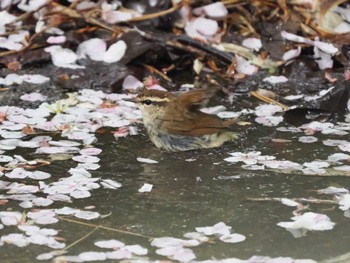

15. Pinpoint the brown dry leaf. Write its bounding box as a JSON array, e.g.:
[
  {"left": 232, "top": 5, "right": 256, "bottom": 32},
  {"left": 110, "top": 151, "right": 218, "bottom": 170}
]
[
  {"left": 58, "top": 74, "right": 70, "bottom": 81},
  {"left": 325, "top": 71, "right": 337, "bottom": 83},
  {"left": 0, "top": 200, "right": 9, "bottom": 205},
  {"left": 54, "top": 236, "right": 66, "bottom": 242},
  {"left": 234, "top": 73, "right": 247, "bottom": 80},
  {"left": 99, "top": 100, "right": 118, "bottom": 109},
  {"left": 207, "top": 60, "right": 221, "bottom": 72},
  {"left": 22, "top": 125, "right": 36, "bottom": 135},
  {"left": 277, "top": 0, "right": 289, "bottom": 20},
  {"left": 20, "top": 159, "right": 51, "bottom": 170},
  {"left": 0, "top": 108, "right": 9, "bottom": 122},
  {"left": 96, "top": 128, "right": 108, "bottom": 134},
  {"left": 7, "top": 60, "right": 22, "bottom": 71}
]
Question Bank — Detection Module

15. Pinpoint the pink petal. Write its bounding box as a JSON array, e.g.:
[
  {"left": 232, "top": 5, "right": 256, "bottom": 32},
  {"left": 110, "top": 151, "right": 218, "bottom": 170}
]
[
  {"left": 77, "top": 38, "right": 107, "bottom": 61},
  {"left": 263, "top": 75, "right": 288, "bottom": 84},
  {"left": 193, "top": 17, "right": 218, "bottom": 36},
  {"left": 138, "top": 183, "right": 153, "bottom": 192},
  {"left": 20, "top": 92, "right": 47, "bottom": 101},
  {"left": 235, "top": 55, "right": 258, "bottom": 75},
  {"left": 95, "top": 239, "right": 125, "bottom": 249},
  {"left": 47, "top": 36, "right": 66, "bottom": 44},
  {"left": 74, "top": 210, "right": 100, "bottom": 220},
  {"left": 242, "top": 38, "right": 262, "bottom": 51},
  {"left": 79, "top": 147, "right": 102, "bottom": 156},
  {"left": 122, "top": 75, "right": 143, "bottom": 90},
  {"left": 283, "top": 47, "right": 301, "bottom": 61},
  {"left": 103, "top": 40, "right": 127, "bottom": 63},
  {"left": 219, "top": 233, "right": 246, "bottom": 243}
]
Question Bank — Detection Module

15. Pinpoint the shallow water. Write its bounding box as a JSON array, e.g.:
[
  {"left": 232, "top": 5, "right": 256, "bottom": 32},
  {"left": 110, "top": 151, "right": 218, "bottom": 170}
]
[{"left": 2, "top": 123, "right": 350, "bottom": 262}]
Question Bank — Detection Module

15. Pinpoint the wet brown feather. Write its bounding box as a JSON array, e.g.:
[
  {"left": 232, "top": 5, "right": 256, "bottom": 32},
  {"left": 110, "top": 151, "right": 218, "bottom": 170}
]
[{"left": 159, "top": 89, "right": 236, "bottom": 136}]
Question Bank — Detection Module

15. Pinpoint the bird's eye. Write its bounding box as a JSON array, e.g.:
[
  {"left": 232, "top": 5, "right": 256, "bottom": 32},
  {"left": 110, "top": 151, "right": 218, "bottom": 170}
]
[{"left": 143, "top": 99, "right": 152, "bottom": 105}]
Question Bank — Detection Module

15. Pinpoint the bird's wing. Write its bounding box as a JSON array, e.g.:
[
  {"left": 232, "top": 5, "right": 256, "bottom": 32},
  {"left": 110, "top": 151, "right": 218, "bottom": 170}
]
[
  {"left": 177, "top": 89, "right": 215, "bottom": 111},
  {"left": 160, "top": 111, "right": 236, "bottom": 136}
]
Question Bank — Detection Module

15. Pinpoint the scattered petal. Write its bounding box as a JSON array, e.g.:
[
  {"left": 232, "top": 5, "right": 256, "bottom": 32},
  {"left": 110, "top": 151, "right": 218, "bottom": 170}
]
[
  {"left": 195, "top": 2, "right": 228, "bottom": 19},
  {"left": 281, "top": 198, "right": 300, "bottom": 207},
  {"left": 1, "top": 233, "right": 30, "bottom": 247},
  {"left": 327, "top": 153, "right": 350, "bottom": 163},
  {"left": 235, "top": 55, "right": 258, "bottom": 75},
  {"left": 72, "top": 155, "right": 100, "bottom": 163},
  {"left": 242, "top": 38, "right": 262, "bottom": 51},
  {"left": 277, "top": 212, "right": 335, "bottom": 237},
  {"left": 74, "top": 211, "right": 100, "bottom": 220},
  {"left": 138, "top": 183, "right": 153, "bottom": 193},
  {"left": 255, "top": 116, "right": 283, "bottom": 126},
  {"left": 338, "top": 194, "right": 350, "bottom": 211},
  {"left": 122, "top": 75, "right": 143, "bottom": 91},
  {"left": 47, "top": 36, "right": 66, "bottom": 44},
  {"left": 124, "top": 244, "right": 148, "bottom": 255},
  {"left": 79, "top": 251, "right": 107, "bottom": 261},
  {"left": 100, "top": 179, "right": 122, "bottom": 189},
  {"left": 196, "top": 222, "right": 231, "bottom": 236},
  {"left": 299, "top": 136, "right": 318, "bottom": 143},
  {"left": 95, "top": 239, "right": 125, "bottom": 249},
  {"left": 255, "top": 104, "right": 283, "bottom": 116},
  {"left": 45, "top": 46, "right": 84, "bottom": 69},
  {"left": 318, "top": 186, "right": 349, "bottom": 195},
  {"left": 333, "top": 165, "right": 350, "bottom": 172},
  {"left": 303, "top": 161, "right": 330, "bottom": 169},
  {"left": 79, "top": 148, "right": 102, "bottom": 156},
  {"left": 20, "top": 92, "right": 47, "bottom": 102},
  {"left": 283, "top": 47, "right": 301, "bottom": 61},
  {"left": 103, "top": 41, "right": 127, "bottom": 63},
  {"left": 263, "top": 75, "right": 288, "bottom": 84},
  {"left": 29, "top": 171, "right": 51, "bottom": 180},
  {"left": 77, "top": 38, "right": 107, "bottom": 61},
  {"left": 5, "top": 168, "right": 30, "bottom": 179},
  {"left": 219, "top": 233, "right": 246, "bottom": 243},
  {"left": 137, "top": 157, "right": 158, "bottom": 164}
]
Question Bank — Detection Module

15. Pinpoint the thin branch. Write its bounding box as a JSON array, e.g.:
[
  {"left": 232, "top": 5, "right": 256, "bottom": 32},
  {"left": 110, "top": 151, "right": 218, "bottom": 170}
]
[
  {"left": 58, "top": 216, "right": 153, "bottom": 239},
  {"left": 247, "top": 197, "right": 338, "bottom": 205},
  {"left": 64, "top": 226, "right": 99, "bottom": 251},
  {"left": 250, "top": 91, "right": 289, "bottom": 110},
  {"left": 144, "top": 64, "right": 173, "bottom": 82},
  {"left": 127, "top": 3, "right": 182, "bottom": 22}
]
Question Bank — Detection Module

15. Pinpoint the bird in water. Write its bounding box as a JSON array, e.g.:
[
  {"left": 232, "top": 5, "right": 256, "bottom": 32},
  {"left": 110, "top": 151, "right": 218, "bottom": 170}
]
[{"left": 136, "top": 88, "right": 238, "bottom": 151}]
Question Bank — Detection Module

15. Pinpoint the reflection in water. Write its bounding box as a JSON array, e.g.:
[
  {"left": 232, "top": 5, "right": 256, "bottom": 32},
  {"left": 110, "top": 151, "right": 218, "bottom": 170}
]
[
  {"left": 2, "top": 129, "right": 350, "bottom": 262},
  {"left": 92, "top": 133, "right": 350, "bottom": 261}
]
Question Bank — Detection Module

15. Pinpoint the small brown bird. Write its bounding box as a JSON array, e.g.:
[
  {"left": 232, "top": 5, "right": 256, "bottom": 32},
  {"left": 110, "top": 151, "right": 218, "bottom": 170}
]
[{"left": 136, "top": 88, "right": 238, "bottom": 151}]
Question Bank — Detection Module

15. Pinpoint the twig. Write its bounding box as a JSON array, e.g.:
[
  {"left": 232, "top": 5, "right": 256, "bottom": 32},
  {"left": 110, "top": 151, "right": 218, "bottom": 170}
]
[
  {"left": 175, "top": 35, "right": 234, "bottom": 64},
  {"left": 144, "top": 64, "right": 172, "bottom": 82},
  {"left": 64, "top": 226, "right": 99, "bottom": 251},
  {"left": 250, "top": 90, "right": 289, "bottom": 110},
  {"left": 247, "top": 197, "right": 338, "bottom": 205},
  {"left": 221, "top": 0, "right": 247, "bottom": 5},
  {"left": 58, "top": 216, "right": 153, "bottom": 239},
  {"left": 165, "top": 38, "right": 207, "bottom": 58},
  {"left": 128, "top": 3, "right": 182, "bottom": 22}
]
